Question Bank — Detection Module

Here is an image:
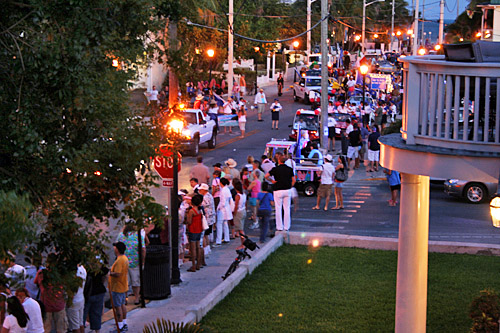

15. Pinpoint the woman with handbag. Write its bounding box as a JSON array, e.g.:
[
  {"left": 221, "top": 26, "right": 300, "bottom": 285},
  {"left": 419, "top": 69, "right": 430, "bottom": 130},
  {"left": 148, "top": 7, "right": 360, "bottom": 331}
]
[
  {"left": 332, "top": 155, "right": 347, "bottom": 210},
  {"left": 232, "top": 180, "right": 247, "bottom": 248},
  {"left": 185, "top": 194, "right": 205, "bottom": 272}
]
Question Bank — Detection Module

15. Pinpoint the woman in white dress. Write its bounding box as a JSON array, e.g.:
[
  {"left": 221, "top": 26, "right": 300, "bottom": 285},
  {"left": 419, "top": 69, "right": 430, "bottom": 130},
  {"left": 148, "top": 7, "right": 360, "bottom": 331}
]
[{"left": 215, "top": 178, "right": 232, "bottom": 246}]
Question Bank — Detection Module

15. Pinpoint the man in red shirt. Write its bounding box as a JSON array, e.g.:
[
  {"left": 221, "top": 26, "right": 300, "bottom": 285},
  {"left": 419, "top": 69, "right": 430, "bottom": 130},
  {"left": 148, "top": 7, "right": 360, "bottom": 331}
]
[{"left": 34, "top": 253, "right": 67, "bottom": 333}]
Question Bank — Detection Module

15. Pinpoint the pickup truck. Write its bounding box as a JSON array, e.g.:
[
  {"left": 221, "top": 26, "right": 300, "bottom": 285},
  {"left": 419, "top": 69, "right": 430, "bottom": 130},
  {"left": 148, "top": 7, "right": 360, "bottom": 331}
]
[
  {"left": 292, "top": 71, "right": 336, "bottom": 105},
  {"left": 179, "top": 109, "right": 217, "bottom": 156}
]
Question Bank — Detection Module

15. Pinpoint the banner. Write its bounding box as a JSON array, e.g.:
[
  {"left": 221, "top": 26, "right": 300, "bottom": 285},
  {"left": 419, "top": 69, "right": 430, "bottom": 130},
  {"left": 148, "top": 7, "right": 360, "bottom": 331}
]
[
  {"left": 355, "top": 72, "right": 391, "bottom": 90},
  {"left": 218, "top": 114, "right": 239, "bottom": 127}
]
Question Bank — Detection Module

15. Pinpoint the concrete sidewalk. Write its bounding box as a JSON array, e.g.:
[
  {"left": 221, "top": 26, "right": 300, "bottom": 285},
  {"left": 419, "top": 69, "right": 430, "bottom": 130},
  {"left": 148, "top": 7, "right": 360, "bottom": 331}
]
[{"left": 96, "top": 232, "right": 283, "bottom": 332}]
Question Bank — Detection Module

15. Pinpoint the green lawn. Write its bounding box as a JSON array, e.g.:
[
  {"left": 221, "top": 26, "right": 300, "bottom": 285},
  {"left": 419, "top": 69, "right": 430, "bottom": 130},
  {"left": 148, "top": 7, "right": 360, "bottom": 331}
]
[{"left": 200, "top": 245, "right": 500, "bottom": 332}]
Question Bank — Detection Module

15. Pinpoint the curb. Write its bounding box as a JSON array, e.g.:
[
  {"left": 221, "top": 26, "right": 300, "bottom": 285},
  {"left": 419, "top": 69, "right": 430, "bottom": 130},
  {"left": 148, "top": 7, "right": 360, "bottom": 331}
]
[
  {"left": 285, "top": 231, "right": 500, "bottom": 256},
  {"left": 182, "top": 234, "right": 284, "bottom": 323}
]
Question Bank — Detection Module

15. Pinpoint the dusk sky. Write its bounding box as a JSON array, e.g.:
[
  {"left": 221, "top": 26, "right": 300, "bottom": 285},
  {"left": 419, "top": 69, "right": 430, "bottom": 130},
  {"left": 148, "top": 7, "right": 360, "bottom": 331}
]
[{"left": 411, "top": 0, "right": 470, "bottom": 21}]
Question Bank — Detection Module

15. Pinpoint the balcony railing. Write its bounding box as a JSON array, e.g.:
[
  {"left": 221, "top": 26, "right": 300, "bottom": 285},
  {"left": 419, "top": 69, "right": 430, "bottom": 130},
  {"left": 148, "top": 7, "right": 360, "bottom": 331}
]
[{"left": 401, "top": 55, "right": 500, "bottom": 153}]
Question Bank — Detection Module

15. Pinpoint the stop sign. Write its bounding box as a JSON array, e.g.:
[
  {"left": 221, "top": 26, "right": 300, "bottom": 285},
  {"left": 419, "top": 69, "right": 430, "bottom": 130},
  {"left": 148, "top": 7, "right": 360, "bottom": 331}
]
[{"left": 153, "top": 146, "right": 181, "bottom": 179}]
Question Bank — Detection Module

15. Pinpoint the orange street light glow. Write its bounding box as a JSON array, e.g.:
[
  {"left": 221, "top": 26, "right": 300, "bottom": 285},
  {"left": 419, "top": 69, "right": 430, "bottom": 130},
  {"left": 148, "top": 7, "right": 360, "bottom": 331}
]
[
  {"left": 207, "top": 49, "right": 215, "bottom": 58},
  {"left": 434, "top": 44, "right": 441, "bottom": 51},
  {"left": 278, "top": 313, "right": 283, "bottom": 317},
  {"left": 354, "top": 35, "right": 361, "bottom": 41},
  {"left": 293, "top": 40, "right": 299, "bottom": 48},
  {"left": 360, "top": 64, "right": 369, "bottom": 75},
  {"left": 407, "top": 29, "right": 413, "bottom": 35},
  {"left": 476, "top": 32, "right": 482, "bottom": 38},
  {"left": 307, "top": 259, "right": 312, "bottom": 264},
  {"left": 418, "top": 47, "right": 426, "bottom": 56},
  {"left": 312, "top": 239, "right": 319, "bottom": 247},
  {"left": 396, "top": 31, "right": 402, "bottom": 36},
  {"left": 374, "top": 34, "right": 379, "bottom": 38},
  {"left": 112, "top": 59, "right": 119, "bottom": 67},
  {"left": 254, "top": 46, "right": 260, "bottom": 52},
  {"left": 94, "top": 171, "right": 102, "bottom": 176},
  {"left": 459, "top": 37, "right": 464, "bottom": 42}
]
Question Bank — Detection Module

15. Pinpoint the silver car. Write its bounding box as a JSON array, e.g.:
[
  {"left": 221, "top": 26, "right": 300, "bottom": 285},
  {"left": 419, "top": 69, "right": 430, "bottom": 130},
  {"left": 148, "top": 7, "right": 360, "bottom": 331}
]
[{"left": 444, "top": 179, "right": 497, "bottom": 204}]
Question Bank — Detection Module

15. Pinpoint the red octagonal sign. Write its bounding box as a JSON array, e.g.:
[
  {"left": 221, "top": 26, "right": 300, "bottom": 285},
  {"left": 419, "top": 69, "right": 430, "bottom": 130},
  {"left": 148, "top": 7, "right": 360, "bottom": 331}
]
[{"left": 154, "top": 146, "right": 181, "bottom": 187}]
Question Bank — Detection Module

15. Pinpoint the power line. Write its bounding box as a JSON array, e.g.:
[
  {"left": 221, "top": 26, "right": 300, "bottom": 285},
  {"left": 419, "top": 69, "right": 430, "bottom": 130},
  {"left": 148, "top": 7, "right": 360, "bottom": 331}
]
[{"left": 184, "top": 14, "right": 332, "bottom": 44}]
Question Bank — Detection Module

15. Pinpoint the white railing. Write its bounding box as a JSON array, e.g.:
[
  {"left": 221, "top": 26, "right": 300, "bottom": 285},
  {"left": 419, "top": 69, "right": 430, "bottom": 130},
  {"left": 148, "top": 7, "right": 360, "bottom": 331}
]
[{"left": 401, "top": 55, "right": 500, "bottom": 153}]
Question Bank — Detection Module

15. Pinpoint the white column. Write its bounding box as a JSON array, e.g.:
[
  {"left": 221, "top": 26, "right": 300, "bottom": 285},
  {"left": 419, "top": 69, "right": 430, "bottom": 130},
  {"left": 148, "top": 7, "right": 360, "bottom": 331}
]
[
  {"left": 228, "top": 0, "right": 234, "bottom": 97},
  {"left": 438, "top": 0, "right": 444, "bottom": 44},
  {"left": 320, "top": 0, "right": 329, "bottom": 149},
  {"left": 362, "top": 0, "right": 366, "bottom": 53},
  {"left": 272, "top": 53, "right": 276, "bottom": 80},
  {"left": 266, "top": 51, "right": 271, "bottom": 80},
  {"left": 413, "top": 0, "right": 420, "bottom": 55},
  {"left": 395, "top": 173, "right": 430, "bottom": 333},
  {"left": 307, "top": 0, "right": 312, "bottom": 55},
  {"left": 493, "top": 7, "right": 500, "bottom": 42}
]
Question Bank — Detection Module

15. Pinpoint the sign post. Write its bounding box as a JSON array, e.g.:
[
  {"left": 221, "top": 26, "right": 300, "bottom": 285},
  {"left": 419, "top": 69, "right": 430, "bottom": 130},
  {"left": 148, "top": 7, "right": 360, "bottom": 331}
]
[{"left": 153, "top": 146, "right": 182, "bottom": 284}]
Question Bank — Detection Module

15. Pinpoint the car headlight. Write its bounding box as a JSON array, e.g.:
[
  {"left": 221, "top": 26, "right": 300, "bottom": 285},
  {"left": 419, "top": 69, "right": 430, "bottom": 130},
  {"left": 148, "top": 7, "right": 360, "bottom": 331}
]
[{"left": 447, "top": 179, "right": 459, "bottom": 185}]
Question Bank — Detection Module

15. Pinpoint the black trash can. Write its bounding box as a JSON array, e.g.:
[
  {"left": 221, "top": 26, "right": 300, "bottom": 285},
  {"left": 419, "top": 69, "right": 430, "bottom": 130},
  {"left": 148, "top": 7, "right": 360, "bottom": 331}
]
[{"left": 143, "top": 245, "right": 171, "bottom": 300}]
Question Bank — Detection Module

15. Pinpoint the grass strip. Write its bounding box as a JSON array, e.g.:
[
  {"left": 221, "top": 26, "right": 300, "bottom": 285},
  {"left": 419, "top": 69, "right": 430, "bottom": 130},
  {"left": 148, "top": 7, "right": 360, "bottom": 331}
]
[{"left": 200, "top": 244, "right": 500, "bottom": 332}]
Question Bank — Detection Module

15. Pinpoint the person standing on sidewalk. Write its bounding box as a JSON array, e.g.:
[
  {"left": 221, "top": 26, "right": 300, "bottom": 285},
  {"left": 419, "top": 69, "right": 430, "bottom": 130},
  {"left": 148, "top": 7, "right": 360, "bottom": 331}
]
[
  {"left": 384, "top": 169, "right": 401, "bottom": 206},
  {"left": 190, "top": 156, "right": 211, "bottom": 185},
  {"left": 66, "top": 264, "right": 86, "bottom": 333},
  {"left": 185, "top": 194, "right": 206, "bottom": 271},
  {"left": 109, "top": 242, "right": 129, "bottom": 333},
  {"left": 239, "top": 74, "right": 247, "bottom": 97},
  {"left": 15, "top": 288, "right": 44, "bottom": 333},
  {"left": 116, "top": 224, "right": 146, "bottom": 306},
  {"left": 265, "top": 155, "right": 295, "bottom": 231},
  {"left": 254, "top": 89, "right": 267, "bottom": 122},
  {"left": 215, "top": 178, "right": 232, "bottom": 246},
  {"left": 277, "top": 73, "right": 284, "bottom": 96},
  {"left": 257, "top": 182, "right": 274, "bottom": 243},
  {"left": 312, "top": 154, "right": 335, "bottom": 211}
]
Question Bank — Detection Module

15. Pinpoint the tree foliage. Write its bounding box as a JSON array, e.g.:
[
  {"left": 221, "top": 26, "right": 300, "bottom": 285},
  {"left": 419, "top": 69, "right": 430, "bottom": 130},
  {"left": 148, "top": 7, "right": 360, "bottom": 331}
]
[{"left": 0, "top": 0, "right": 166, "bottom": 289}]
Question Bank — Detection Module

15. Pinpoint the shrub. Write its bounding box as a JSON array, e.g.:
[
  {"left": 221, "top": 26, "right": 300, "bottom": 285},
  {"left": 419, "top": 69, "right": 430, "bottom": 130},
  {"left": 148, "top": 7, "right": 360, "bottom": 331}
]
[{"left": 469, "top": 289, "right": 500, "bottom": 332}]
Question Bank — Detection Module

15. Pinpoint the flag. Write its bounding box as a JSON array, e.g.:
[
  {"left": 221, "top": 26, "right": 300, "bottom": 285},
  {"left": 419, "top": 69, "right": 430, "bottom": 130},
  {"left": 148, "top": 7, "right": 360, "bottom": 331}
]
[{"left": 213, "top": 92, "right": 225, "bottom": 107}]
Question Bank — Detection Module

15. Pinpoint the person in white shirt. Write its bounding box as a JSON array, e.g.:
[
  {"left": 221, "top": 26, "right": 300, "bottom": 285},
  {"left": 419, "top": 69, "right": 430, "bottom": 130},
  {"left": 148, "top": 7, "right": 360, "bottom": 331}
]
[
  {"left": 145, "top": 85, "right": 159, "bottom": 107},
  {"left": 66, "top": 265, "right": 86, "bottom": 333},
  {"left": 2, "top": 295, "right": 28, "bottom": 333},
  {"left": 312, "top": 154, "right": 335, "bottom": 211},
  {"left": 15, "top": 288, "right": 44, "bottom": 333},
  {"left": 327, "top": 101, "right": 335, "bottom": 113},
  {"left": 254, "top": 89, "right": 267, "bottom": 121},
  {"left": 270, "top": 99, "right": 283, "bottom": 130},
  {"left": 222, "top": 97, "right": 237, "bottom": 134},
  {"left": 3, "top": 258, "right": 26, "bottom": 295},
  {"left": 215, "top": 178, "right": 232, "bottom": 246}
]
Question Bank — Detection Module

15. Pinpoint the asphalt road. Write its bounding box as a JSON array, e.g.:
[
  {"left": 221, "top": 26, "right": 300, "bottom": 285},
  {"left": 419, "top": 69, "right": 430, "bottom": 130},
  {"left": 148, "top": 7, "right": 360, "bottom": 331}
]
[{"left": 151, "top": 81, "right": 499, "bottom": 246}]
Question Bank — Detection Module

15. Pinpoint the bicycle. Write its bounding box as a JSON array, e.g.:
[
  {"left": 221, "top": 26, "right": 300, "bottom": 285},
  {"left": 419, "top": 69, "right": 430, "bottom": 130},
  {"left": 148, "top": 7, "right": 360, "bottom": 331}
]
[{"left": 221, "top": 233, "right": 260, "bottom": 280}]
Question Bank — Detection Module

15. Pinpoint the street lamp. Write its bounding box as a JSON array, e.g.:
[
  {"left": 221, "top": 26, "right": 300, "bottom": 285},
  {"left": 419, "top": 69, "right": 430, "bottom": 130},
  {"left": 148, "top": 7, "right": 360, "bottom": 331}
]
[
  {"left": 254, "top": 46, "right": 260, "bottom": 94},
  {"left": 360, "top": 65, "right": 369, "bottom": 118},
  {"left": 292, "top": 41, "right": 299, "bottom": 82},
  {"left": 418, "top": 47, "right": 426, "bottom": 56},
  {"left": 362, "top": 0, "right": 385, "bottom": 53},
  {"left": 166, "top": 110, "right": 185, "bottom": 285},
  {"left": 207, "top": 48, "right": 215, "bottom": 85}
]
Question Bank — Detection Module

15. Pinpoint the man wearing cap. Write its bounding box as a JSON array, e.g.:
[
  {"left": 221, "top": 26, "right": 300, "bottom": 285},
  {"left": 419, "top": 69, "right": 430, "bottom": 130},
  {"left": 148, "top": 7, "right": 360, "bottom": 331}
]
[
  {"left": 312, "top": 154, "right": 335, "bottom": 210},
  {"left": 109, "top": 242, "right": 129, "bottom": 332},
  {"left": 270, "top": 98, "right": 283, "bottom": 130},
  {"left": 225, "top": 158, "right": 240, "bottom": 180},
  {"left": 254, "top": 88, "right": 267, "bottom": 121}
]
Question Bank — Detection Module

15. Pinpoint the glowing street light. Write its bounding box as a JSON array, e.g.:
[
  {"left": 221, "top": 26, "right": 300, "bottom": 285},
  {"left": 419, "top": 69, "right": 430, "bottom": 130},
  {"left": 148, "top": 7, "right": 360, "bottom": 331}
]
[
  {"left": 360, "top": 65, "right": 369, "bottom": 111},
  {"left": 434, "top": 44, "right": 441, "bottom": 51},
  {"left": 206, "top": 48, "right": 215, "bottom": 84},
  {"left": 491, "top": 196, "right": 500, "bottom": 227},
  {"left": 418, "top": 47, "right": 426, "bottom": 56},
  {"left": 374, "top": 34, "right": 379, "bottom": 39},
  {"left": 396, "top": 30, "right": 402, "bottom": 36}
]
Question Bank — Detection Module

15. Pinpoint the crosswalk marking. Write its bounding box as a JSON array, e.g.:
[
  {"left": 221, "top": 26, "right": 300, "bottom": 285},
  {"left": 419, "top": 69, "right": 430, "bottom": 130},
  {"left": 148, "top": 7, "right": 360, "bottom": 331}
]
[{"left": 293, "top": 217, "right": 350, "bottom": 223}]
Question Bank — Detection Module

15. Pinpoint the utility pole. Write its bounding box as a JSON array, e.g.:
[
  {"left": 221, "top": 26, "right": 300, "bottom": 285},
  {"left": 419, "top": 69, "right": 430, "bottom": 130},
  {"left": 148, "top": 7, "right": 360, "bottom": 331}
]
[
  {"left": 320, "top": 0, "right": 328, "bottom": 150},
  {"left": 228, "top": 0, "right": 234, "bottom": 98},
  {"left": 412, "top": 0, "right": 420, "bottom": 55},
  {"left": 391, "top": 0, "right": 395, "bottom": 51},
  {"left": 168, "top": 21, "right": 179, "bottom": 107},
  {"left": 421, "top": 0, "right": 425, "bottom": 46},
  {"left": 438, "top": 0, "right": 444, "bottom": 45},
  {"left": 307, "top": 0, "right": 317, "bottom": 56}
]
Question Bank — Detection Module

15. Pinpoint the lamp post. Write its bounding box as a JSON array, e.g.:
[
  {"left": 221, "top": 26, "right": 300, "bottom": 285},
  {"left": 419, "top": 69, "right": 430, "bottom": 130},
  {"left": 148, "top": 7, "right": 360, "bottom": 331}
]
[
  {"left": 293, "top": 40, "right": 299, "bottom": 82},
  {"left": 360, "top": 64, "right": 369, "bottom": 116},
  {"left": 254, "top": 46, "right": 260, "bottom": 95},
  {"left": 362, "top": 0, "right": 385, "bottom": 53},
  {"left": 491, "top": 174, "right": 500, "bottom": 227},
  {"left": 167, "top": 114, "right": 184, "bottom": 285},
  {"left": 207, "top": 48, "right": 215, "bottom": 85}
]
